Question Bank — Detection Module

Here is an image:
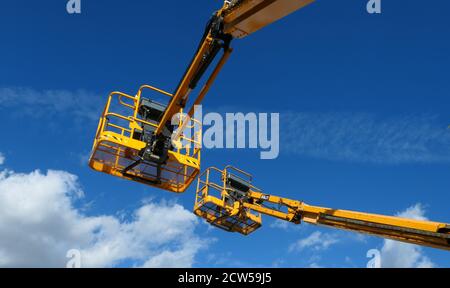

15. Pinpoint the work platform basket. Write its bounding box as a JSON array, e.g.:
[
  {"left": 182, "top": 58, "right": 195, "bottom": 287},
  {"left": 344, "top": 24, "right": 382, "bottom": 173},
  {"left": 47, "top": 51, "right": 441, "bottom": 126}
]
[
  {"left": 194, "top": 166, "right": 263, "bottom": 235},
  {"left": 89, "top": 85, "right": 202, "bottom": 193}
]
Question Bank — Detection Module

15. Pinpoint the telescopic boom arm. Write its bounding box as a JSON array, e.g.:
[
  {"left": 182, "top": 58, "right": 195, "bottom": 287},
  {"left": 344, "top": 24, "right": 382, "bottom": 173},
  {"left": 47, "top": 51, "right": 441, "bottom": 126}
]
[
  {"left": 246, "top": 191, "right": 450, "bottom": 251},
  {"left": 155, "top": 0, "right": 315, "bottom": 135},
  {"left": 194, "top": 166, "right": 450, "bottom": 251}
]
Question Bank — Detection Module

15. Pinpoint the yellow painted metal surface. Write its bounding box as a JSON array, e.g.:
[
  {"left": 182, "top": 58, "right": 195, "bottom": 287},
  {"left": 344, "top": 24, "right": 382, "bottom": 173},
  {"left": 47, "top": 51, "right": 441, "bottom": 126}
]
[
  {"left": 193, "top": 167, "right": 262, "bottom": 235},
  {"left": 223, "top": 0, "right": 315, "bottom": 38},
  {"left": 89, "top": 85, "right": 201, "bottom": 193}
]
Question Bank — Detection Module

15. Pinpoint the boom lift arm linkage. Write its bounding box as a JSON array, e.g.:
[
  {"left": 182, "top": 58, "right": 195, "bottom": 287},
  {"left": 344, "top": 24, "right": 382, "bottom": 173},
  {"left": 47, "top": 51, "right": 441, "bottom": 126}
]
[
  {"left": 194, "top": 167, "right": 450, "bottom": 251},
  {"left": 149, "top": 0, "right": 317, "bottom": 171},
  {"left": 157, "top": 0, "right": 315, "bottom": 136}
]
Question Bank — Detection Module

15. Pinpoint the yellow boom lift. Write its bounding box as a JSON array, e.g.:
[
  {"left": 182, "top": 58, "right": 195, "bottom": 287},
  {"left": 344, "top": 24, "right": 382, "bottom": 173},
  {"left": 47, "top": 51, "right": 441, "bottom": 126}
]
[
  {"left": 89, "top": 0, "right": 314, "bottom": 193},
  {"left": 194, "top": 166, "right": 450, "bottom": 251},
  {"left": 89, "top": 0, "right": 450, "bottom": 251}
]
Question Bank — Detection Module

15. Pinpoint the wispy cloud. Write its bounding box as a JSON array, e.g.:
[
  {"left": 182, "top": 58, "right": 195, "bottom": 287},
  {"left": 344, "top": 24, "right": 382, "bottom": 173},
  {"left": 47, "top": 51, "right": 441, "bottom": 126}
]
[
  {"left": 281, "top": 112, "right": 450, "bottom": 164},
  {"left": 289, "top": 231, "right": 339, "bottom": 252},
  {"left": 205, "top": 251, "right": 258, "bottom": 268},
  {"left": 379, "top": 204, "right": 436, "bottom": 268},
  {"left": 0, "top": 87, "right": 103, "bottom": 121},
  {"left": 269, "top": 219, "right": 302, "bottom": 231},
  {"left": 269, "top": 219, "right": 291, "bottom": 230}
]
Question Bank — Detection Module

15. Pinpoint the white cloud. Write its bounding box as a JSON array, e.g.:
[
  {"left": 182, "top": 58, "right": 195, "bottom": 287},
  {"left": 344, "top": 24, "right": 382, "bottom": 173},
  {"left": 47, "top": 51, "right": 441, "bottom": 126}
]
[
  {"left": 0, "top": 167, "right": 207, "bottom": 268},
  {"left": 397, "top": 204, "right": 428, "bottom": 221},
  {"left": 0, "top": 87, "right": 102, "bottom": 121},
  {"left": 289, "top": 231, "right": 339, "bottom": 252},
  {"left": 0, "top": 153, "right": 4, "bottom": 165},
  {"left": 269, "top": 219, "right": 303, "bottom": 232},
  {"left": 270, "top": 259, "right": 285, "bottom": 268},
  {"left": 379, "top": 204, "right": 436, "bottom": 268},
  {"left": 282, "top": 112, "right": 450, "bottom": 164},
  {"left": 269, "top": 219, "right": 290, "bottom": 230},
  {"left": 141, "top": 246, "right": 202, "bottom": 268}
]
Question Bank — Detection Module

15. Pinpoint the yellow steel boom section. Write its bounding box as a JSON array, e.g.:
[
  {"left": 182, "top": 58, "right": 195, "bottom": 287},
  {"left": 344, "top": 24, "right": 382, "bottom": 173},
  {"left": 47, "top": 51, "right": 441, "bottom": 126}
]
[
  {"left": 222, "top": 0, "right": 315, "bottom": 38},
  {"left": 194, "top": 167, "right": 450, "bottom": 251},
  {"left": 156, "top": 0, "right": 315, "bottom": 135},
  {"left": 89, "top": 0, "right": 315, "bottom": 193}
]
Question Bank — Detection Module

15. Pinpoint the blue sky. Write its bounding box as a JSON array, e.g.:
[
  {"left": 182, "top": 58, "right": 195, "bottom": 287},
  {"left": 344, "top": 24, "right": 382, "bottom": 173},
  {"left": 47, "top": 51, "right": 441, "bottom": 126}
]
[{"left": 0, "top": 0, "right": 449, "bottom": 267}]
